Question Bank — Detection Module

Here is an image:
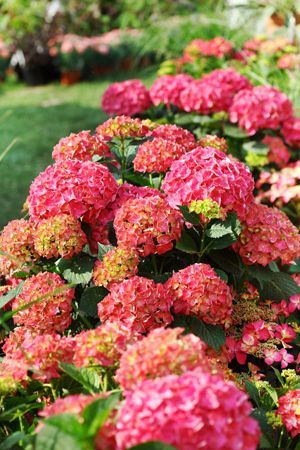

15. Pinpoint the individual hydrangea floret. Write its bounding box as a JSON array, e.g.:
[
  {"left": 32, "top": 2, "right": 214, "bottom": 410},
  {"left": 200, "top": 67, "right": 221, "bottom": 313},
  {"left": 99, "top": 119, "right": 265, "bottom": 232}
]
[
  {"left": 28, "top": 160, "right": 118, "bottom": 224},
  {"left": 162, "top": 146, "right": 254, "bottom": 220},
  {"left": 98, "top": 276, "right": 173, "bottom": 334},
  {"left": 34, "top": 214, "right": 87, "bottom": 259},
  {"left": 116, "top": 327, "right": 208, "bottom": 391},
  {"left": 12, "top": 272, "right": 74, "bottom": 333},
  {"left": 133, "top": 138, "right": 187, "bottom": 173},
  {"left": 277, "top": 389, "right": 300, "bottom": 437},
  {"left": 151, "top": 124, "right": 197, "bottom": 151},
  {"left": 198, "top": 134, "right": 228, "bottom": 152},
  {"left": 93, "top": 246, "right": 139, "bottom": 289},
  {"left": 230, "top": 86, "right": 293, "bottom": 135},
  {"left": 262, "top": 135, "right": 290, "bottom": 168},
  {"left": 114, "top": 195, "right": 183, "bottom": 256},
  {"left": 116, "top": 369, "right": 260, "bottom": 450},
  {"left": 96, "top": 115, "right": 150, "bottom": 139},
  {"left": 281, "top": 117, "right": 300, "bottom": 148},
  {"left": 149, "top": 74, "right": 193, "bottom": 109},
  {"left": 0, "top": 219, "right": 37, "bottom": 276},
  {"left": 233, "top": 203, "right": 300, "bottom": 266},
  {"left": 165, "top": 263, "right": 233, "bottom": 326},
  {"left": 52, "top": 130, "right": 110, "bottom": 162},
  {"left": 101, "top": 80, "right": 151, "bottom": 116}
]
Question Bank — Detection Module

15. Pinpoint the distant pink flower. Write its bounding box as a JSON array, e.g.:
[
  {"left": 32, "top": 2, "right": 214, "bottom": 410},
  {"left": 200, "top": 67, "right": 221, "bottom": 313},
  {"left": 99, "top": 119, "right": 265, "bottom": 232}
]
[
  {"left": 102, "top": 80, "right": 151, "bottom": 116},
  {"left": 262, "top": 135, "right": 290, "bottom": 168},
  {"left": 282, "top": 117, "right": 300, "bottom": 147},
  {"left": 96, "top": 115, "right": 150, "bottom": 139},
  {"left": 198, "top": 134, "right": 228, "bottom": 152},
  {"left": 149, "top": 74, "right": 193, "bottom": 109},
  {"left": 185, "top": 37, "right": 233, "bottom": 58}
]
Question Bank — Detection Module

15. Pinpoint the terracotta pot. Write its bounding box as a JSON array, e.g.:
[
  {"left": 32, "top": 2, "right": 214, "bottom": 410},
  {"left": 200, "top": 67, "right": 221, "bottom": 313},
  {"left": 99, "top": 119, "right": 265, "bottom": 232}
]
[
  {"left": 60, "top": 70, "right": 81, "bottom": 85},
  {"left": 92, "top": 65, "right": 113, "bottom": 76},
  {"left": 270, "top": 12, "right": 285, "bottom": 27}
]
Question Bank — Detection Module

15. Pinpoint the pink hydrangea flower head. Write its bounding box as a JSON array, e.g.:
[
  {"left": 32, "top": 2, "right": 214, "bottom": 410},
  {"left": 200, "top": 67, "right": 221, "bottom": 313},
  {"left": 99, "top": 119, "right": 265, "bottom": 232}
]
[
  {"left": 277, "top": 389, "right": 300, "bottom": 437},
  {"left": 262, "top": 135, "right": 290, "bottom": 168},
  {"left": 93, "top": 246, "right": 139, "bottom": 289},
  {"left": 114, "top": 195, "right": 183, "bottom": 256},
  {"left": 230, "top": 86, "right": 293, "bottom": 135},
  {"left": 73, "top": 322, "right": 137, "bottom": 368},
  {"left": 116, "top": 369, "right": 260, "bottom": 450},
  {"left": 12, "top": 272, "right": 74, "bottom": 333},
  {"left": 233, "top": 203, "right": 300, "bottom": 266},
  {"left": 96, "top": 116, "right": 150, "bottom": 139},
  {"left": 281, "top": 117, "right": 300, "bottom": 147},
  {"left": 34, "top": 214, "right": 87, "bottom": 259},
  {"left": 52, "top": 130, "right": 110, "bottom": 162},
  {"left": 116, "top": 327, "right": 208, "bottom": 391},
  {"left": 149, "top": 74, "right": 193, "bottom": 108},
  {"left": 185, "top": 37, "right": 233, "bottom": 58},
  {"left": 198, "top": 134, "right": 228, "bottom": 152},
  {"left": 134, "top": 138, "right": 187, "bottom": 173},
  {"left": 98, "top": 276, "right": 173, "bottom": 334},
  {"left": 165, "top": 263, "right": 233, "bottom": 326},
  {"left": 162, "top": 146, "right": 254, "bottom": 220},
  {"left": 151, "top": 124, "right": 197, "bottom": 151},
  {"left": 28, "top": 160, "right": 118, "bottom": 224},
  {"left": 0, "top": 219, "right": 37, "bottom": 276},
  {"left": 101, "top": 80, "right": 151, "bottom": 116}
]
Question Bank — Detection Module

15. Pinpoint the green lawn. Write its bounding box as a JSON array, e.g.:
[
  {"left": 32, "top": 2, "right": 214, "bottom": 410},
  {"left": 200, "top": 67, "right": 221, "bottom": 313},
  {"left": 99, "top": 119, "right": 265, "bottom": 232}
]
[{"left": 0, "top": 69, "right": 156, "bottom": 228}]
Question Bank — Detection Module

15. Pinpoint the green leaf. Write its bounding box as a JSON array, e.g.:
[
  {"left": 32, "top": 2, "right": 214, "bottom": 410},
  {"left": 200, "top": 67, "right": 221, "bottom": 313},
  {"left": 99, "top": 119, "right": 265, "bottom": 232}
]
[
  {"left": 245, "top": 381, "right": 261, "bottom": 407},
  {"left": 179, "top": 205, "right": 200, "bottom": 225},
  {"left": 35, "top": 424, "right": 83, "bottom": 450},
  {"left": 175, "top": 227, "right": 199, "bottom": 254},
  {"left": 97, "top": 243, "right": 114, "bottom": 261},
  {"left": 243, "top": 141, "right": 269, "bottom": 155},
  {"left": 59, "top": 363, "right": 100, "bottom": 393},
  {"left": 43, "top": 414, "right": 83, "bottom": 438},
  {"left": 248, "top": 266, "right": 300, "bottom": 301},
  {"left": 172, "top": 315, "right": 226, "bottom": 350},
  {"left": 209, "top": 250, "right": 245, "bottom": 278},
  {"left": 251, "top": 408, "right": 274, "bottom": 439},
  {"left": 129, "top": 443, "right": 177, "bottom": 450},
  {"left": 82, "top": 393, "right": 120, "bottom": 437},
  {"left": 0, "top": 431, "right": 25, "bottom": 450},
  {"left": 205, "top": 213, "right": 241, "bottom": 239},
  {"left": 0, "top": 281, "right": 24, "bottom": 309},
  {"left": 56, "top": 254, "right": 94, "bottom": 285},
  {"left": 79, "top": 286, "right": 108, "bottom": 318},
  {"left": 288, "top": 259, "right": 300, "bottom": 274},
  {"left": 124, "top": 172, "right": 150, "bottom": 186},
  {"left": 223, "top": 124, "right": 248, "bottom": 138},
  {"left": 214, "top": 269, "right": 228, "bottom": 282}
]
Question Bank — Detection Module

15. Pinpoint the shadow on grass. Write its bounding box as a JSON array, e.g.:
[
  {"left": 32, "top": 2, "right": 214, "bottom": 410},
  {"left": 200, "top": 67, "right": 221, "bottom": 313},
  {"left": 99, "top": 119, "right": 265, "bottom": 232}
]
[{"left": 0, "top": 103, "right": 105, "bottom": 228}]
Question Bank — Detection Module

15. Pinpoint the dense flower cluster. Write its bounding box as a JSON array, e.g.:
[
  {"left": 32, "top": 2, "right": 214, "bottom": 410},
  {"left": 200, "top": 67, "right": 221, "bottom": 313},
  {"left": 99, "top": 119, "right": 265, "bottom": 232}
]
[
  {"left": 114, "top": 195, "right": 183, "bottom": 256},
  {"left": 93, "top": 246, "right": 139, "bottom": 288},
  {"left": 134, "top": 137, "right": 187, "bottom": 173},
  {"left": 96, "top": 115, "right": 151, "bottom": 139},
  {"left": 151, "top": 124, "right": 197, "bottom": 150},
  {"left": 234, "top": 203, "right": 300, "bottom": 266},
  {"left": 98, "top": 276, "right": 173, "bottom": 333},
  {"left": 198, "top": 134, "right": 228, "bottom": 152},
  {"left": 262, "top": 135, "right": 290, "bottom": 168},
  {"left": 116, "top": 327, "right": 208, "bottom": 391},
  {"left": 162, "top": 146, "right": 254, "bottom": 219},
  {"left": 281, "top": 117, "right": 300, "bottom": 147},
  {"left": 166, "top": 263, "right": 233, "bottom": 326},
  {"left": 34, "top": 214, "right": 87, "bottom": 259},
  {"left": 0, "top": 219, "right": 37, "bottom": 276},
  {"left": 149, "top": 74, "right": 193, "bottom": 108},
  {"left": 52, "top": 130, "right": 110, "bottom": 161},
  {"left": 277, "top": 389, "right": 300, "bottom": 438},
  {"left": 28, "top": 160, "right": 118, "bottom": 224},
  {"left": 229, "top": 86, "right": 293, "bottom": 135},
  {"left": 185, "top": 37, "right": 233, "bottom": 58},
  {"left": 101, "top": 80, "right": 151, "bottom": 116},
  {"left": 116, "top": 369, "right": 260, "bottom": 450},
  {"left": 12, "top": 272, "right": 74, "bottom": 333}
]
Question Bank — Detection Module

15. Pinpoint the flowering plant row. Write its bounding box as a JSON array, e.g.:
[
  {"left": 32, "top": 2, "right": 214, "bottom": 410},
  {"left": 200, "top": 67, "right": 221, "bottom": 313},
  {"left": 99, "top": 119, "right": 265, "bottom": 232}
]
[{"left": 1, "top": 64, "right": 300, "bottom": 448}]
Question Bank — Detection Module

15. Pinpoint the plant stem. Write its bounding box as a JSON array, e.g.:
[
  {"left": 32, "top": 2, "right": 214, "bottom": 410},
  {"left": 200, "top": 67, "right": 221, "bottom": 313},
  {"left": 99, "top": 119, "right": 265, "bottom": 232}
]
[
  {"left": 120, "top": 137, "right": 126, "bottom": 183},
  {"left": 151, "top": 254, "right": 159, "bottom": 274}
]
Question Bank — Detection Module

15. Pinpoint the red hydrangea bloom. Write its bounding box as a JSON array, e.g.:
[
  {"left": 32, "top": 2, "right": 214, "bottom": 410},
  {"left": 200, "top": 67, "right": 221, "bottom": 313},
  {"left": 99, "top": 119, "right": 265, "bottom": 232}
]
[
  {"left": 116, "top": 327, "right": 208, "bottom": 391},
  {"left": 28, "top": 160, "right": 118, "bottom": 224},
  {"left": 134, "top": 138, "right": 187, "bottom": 173},
  {"left": 73, "top": 322, "right": 137, "bottom": 368},
  {"left": 262, "top": 135, "right": 290, "bottom": 168},
  {"left": 114, "top": 196, "right": 183, "bottom": 256},
  {"left": 93, "top": 246, "right": 139, "bottom": 289},
  {"left": 281, "top": 117, "right": 300, "bottom": 147},
  {"left": 96, "top": 116, "right": 150, "bottom": 139},
  {"left": 162, "top": 146, "right": 254, "bottom": 220},
  {"left": 277, "top": 54, "right": 300, "bottom": 70},
  {"left": 0, "top": 219, "right": 37, "bottom": 276},
  {"left": 180, "top": 68, "right": 251, "bottom": 114},
  {"left": 230, "top": 86, "right": 293, "bottom": 135},
  {"left": 98, "top": 276, "right": 173, "bottom": 334},
  {"left": 151, "top": 124, "right": 197, "bottom": 150},
  {"left": 165, "top": 263, "right": 232, "bottom": 327},
  {"left": 116, "top": 370, "right": 260, "bottom": 450},
  {"left": 34, "top": 214, "right": 87, "bottom": 259},
  {"left": 52, "top": 130, "right": 110, "bottom": 162},
  {"left": 277, "top": 389, "right": 300, "bottom": 437},
  {"left": 185, "top": 37, "right": 233, "bottom": 58},
  {"left": 12, "top": 272, "right": 74, "bottom": 333},
  {"left": 101, "top": 80, "right": 151, "bottom": 116},
  {"left": 2, "top": 329, "right": 74, "bottom": 382},
  {"left": 233, "top": 203, "right": 300, "bottom": 266},
  {"left": 198, "top": 134, "right": 228, "bottom": 152},
  {"left": 149, "top": 74, "right": 193, "bottom": 109}
]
